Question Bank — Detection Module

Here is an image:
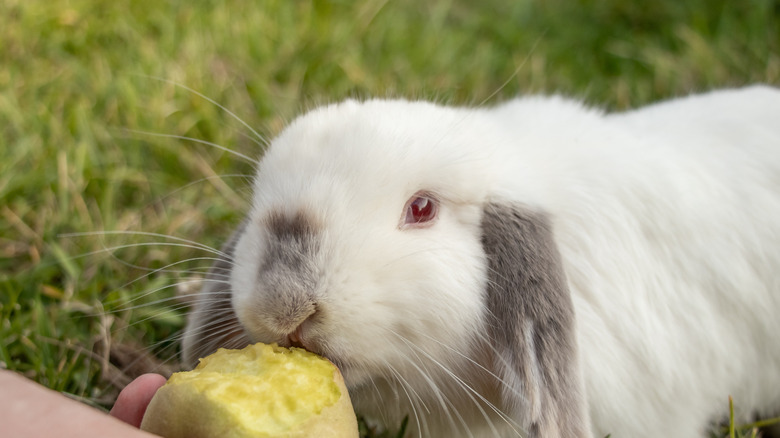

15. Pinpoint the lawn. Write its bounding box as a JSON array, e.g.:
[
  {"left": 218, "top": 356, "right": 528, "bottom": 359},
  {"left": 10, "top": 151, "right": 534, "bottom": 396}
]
[{"left": 1, "top": 0, "right": 778, "bottom": 436}]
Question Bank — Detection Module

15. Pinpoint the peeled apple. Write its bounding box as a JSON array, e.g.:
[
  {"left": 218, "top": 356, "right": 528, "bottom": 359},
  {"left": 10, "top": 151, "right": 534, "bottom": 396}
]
[{"left": 140, "top": 343, "right": 359, "bottom": 438}]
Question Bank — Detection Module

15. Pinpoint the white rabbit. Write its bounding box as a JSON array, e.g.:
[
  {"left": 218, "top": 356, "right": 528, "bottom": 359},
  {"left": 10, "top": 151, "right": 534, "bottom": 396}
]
[{"left": 181, "top": 85, "right": 780, "bottom": 438}]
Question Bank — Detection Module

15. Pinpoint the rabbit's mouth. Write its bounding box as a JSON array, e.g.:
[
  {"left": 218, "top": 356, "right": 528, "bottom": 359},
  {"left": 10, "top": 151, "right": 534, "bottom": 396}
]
[
  {"left": 285, "top": 338, "right": 377, "bottom": 391},
  {"left": 276, "top": 319, "right": 321, "bottom": 355}
]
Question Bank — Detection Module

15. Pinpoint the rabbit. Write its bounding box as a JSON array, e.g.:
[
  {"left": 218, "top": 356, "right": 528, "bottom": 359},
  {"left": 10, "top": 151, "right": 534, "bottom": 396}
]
[{"left": 180, "top": 85, "right": 780, "bottom": 438}]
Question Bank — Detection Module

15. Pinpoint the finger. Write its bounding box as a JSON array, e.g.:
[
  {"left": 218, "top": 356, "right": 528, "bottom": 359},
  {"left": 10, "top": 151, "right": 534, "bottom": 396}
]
[{"left": 110, "top": 374, "right": 167, "bottom": 428}]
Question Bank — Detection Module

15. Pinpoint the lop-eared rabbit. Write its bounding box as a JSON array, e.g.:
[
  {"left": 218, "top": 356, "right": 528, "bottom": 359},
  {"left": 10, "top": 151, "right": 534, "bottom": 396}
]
[{"left": 182, "top": 85, "right": 780, "bottom": 437}]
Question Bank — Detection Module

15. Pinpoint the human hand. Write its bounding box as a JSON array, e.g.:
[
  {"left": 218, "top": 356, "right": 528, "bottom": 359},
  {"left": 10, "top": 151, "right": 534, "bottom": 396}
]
[{"left": 0, "top": 369, "right": 165, "bottom": 437}]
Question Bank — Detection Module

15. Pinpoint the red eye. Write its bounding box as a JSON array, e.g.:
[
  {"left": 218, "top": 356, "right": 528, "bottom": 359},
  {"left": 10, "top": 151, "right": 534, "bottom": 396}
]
[{"left": 403, "top": 193, "right": 438, "bottom": 227}]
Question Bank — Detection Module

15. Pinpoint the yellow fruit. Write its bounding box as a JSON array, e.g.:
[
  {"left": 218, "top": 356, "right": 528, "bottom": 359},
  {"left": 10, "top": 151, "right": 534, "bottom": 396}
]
[{"left": 140, "top": 343, "right": 358, "bottom": 438}]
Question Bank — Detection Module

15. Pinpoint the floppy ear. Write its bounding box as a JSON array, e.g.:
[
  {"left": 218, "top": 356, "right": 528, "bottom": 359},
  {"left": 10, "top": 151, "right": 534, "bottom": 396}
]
[
  {"left": 181, "top": 223, "right": 250, "bottom": 368},
  {"left": 481, "top": 202, "right": 591, "bottom": 438}
]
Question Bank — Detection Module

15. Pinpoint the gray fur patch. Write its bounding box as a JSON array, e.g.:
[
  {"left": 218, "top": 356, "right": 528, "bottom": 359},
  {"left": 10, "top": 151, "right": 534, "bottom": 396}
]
[
  {"left": 481, "top": 202, "right": 590, "bottom": 437},
  {"left": 258, "top": 210, "right": 321, "bottom": 334}
]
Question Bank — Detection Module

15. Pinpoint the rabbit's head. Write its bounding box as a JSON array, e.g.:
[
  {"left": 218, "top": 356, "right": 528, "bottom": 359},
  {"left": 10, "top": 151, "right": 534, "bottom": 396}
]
[{"left": 183, "top": 99, "right": 589, "bottom": 437}]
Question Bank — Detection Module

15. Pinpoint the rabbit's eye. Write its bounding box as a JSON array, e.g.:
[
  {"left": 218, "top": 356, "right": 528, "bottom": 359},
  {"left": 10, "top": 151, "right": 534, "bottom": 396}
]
[{"left": 403, "top": 193, "right": 438, "bottom": 227}]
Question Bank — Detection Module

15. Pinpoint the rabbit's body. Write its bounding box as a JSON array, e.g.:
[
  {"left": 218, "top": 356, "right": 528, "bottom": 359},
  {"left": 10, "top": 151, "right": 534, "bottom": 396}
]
[
  {"left": 498, "top": 87, "right": 780, "bottom": 437},
  {"left": 182, "top": 85, "right": 780, "bottom": 437}
]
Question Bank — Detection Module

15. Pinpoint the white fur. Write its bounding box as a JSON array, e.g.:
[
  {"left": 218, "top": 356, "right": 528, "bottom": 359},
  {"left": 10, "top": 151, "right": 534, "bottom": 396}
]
[{"left": 229, "top": 86, "right": 780, "bottom": 437}]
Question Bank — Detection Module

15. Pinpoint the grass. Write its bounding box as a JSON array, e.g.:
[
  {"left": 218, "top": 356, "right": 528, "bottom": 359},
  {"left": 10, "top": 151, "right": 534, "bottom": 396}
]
[{"left": 1, "top": 0, "right": 778, "bottom": 436}]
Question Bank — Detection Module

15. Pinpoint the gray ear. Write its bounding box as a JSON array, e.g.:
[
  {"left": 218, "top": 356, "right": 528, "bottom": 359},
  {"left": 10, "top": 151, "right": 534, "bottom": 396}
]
[
  {"left": 481, "top": 202, "right": 591, "bottom": 438},
  {"left": 181, "top": 223, "right": 250, "bottom": 368}
]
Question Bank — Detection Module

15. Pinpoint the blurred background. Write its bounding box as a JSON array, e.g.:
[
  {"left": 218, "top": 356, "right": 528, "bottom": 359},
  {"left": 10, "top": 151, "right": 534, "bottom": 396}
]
[{"left": 1, "top": 0, "right": 778, "bottom": 435}]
